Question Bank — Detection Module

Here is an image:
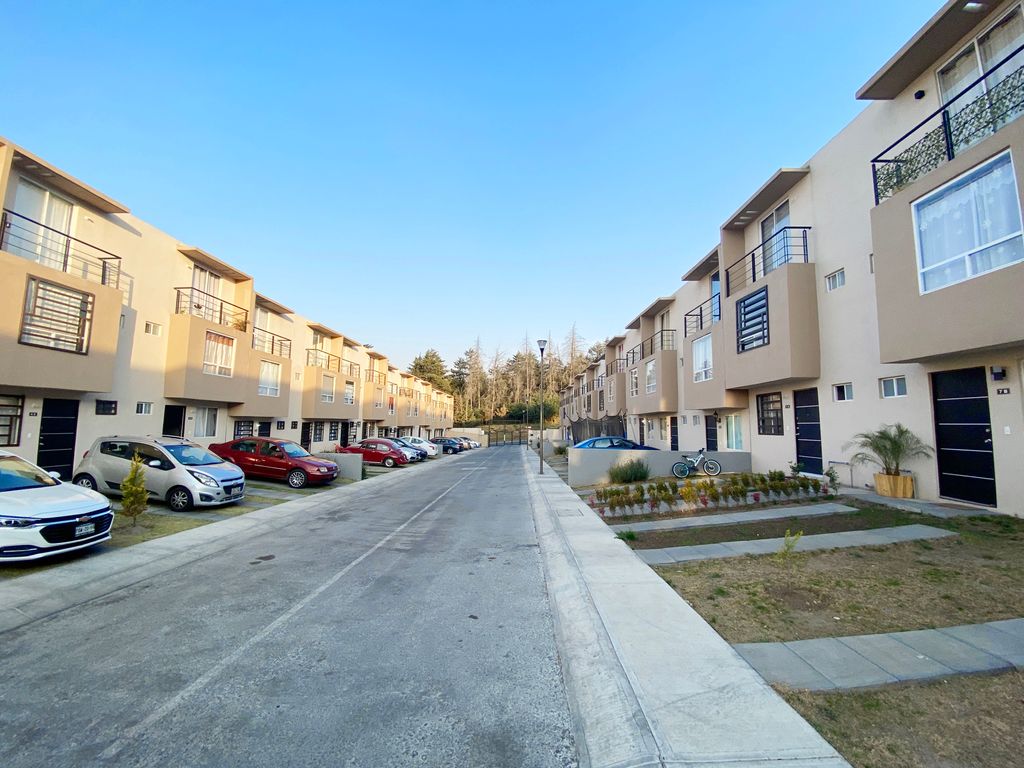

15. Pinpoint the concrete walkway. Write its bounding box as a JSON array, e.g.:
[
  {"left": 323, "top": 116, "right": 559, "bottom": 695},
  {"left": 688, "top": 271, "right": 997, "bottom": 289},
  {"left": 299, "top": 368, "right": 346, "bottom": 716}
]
[
  {"left": 525, "top": 450, "right": 850, "bottom": 767},
  {"left": 638, "top": 524, "right": 956, "bottom": 564},
  {"left": 609, "top": 501, "right": 858, "bottom": 533},
  {"left": 839, "top": 487, "right": 986, "bottom": 519},
  {"left": 736, "top": 619, "right": 1024, "bottom": 691}
]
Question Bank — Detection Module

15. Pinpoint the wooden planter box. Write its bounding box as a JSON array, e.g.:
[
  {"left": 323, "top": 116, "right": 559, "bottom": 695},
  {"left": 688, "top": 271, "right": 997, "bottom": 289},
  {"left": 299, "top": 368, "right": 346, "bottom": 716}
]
[{"left": 875, "top": 473, "right": 914, "bottom": 499}]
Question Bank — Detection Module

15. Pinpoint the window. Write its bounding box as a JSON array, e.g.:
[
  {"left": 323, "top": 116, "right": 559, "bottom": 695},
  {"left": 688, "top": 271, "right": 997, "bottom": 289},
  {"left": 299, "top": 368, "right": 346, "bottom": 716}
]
[
  {"left": 737, "top": 288, "right": 769, "bottom": 352},
  {"left": 144, "top": 321, "right": 162, "bottom": 336},
  {"left": 233, "top": 420, "right": 254, "bottom": 438},
  {"left": 693, "top": 414, "right": 701, "bottom": 426},
  {"left": 20, "top": 278, "right": 94, "bottom": 354},
  {"left": 680, "top": 415, "right": 688, "bottom": 425},
  {"left": 629, "top": 369, "right": 639, "bottom": 396},
  {"left": 726, "top": 413, "right": 744, "bottom": 450},
  {"left": 834, "top": 383, "right": 854, "bottom": 401},
  {"left": 375, "top": 388, "right": 384, "bottom": 408},
  {"left": 343, "top": 382, "right": 355, "bottom": 405},
  {"left": 608, "top": 378, "right": 615, "bottom": 401},
  {"left": 322, "top": 375, "right": 336, "bottom": 403},
  {"left": 585, "top": 394, "right": 591, "bottom": 412},
  {"left": 0, "top": 395, "right": 24, "bottom": 446},
  {"left": 258, "top": 360, "right": 281, "bottom": 396},
  {"left": 202, "top": 332, "right": 234, "bottom": 377},
  {"left": 313, "top": 422, "right": 325, "bottom": 442},
  {"left": 645, "top": 360, "right": 657, "bottom": 394},
  {"left": 692, "top": 335, "right": 713, "bottom": 382},
  {"left": 329, "top": 422, "right": 339, "bottom": 441},
  {"left": 136, "top": 402, "right": 153, "bottom": 415},
  {"left": 598, "top": 390, "right": 605, "bottom": 411},
  {"left": 760, "top": 200, "right": 791, "bottom": 273},
  {"left": 291, "top": 421, "right": 298, "bottom": 430},
  {"left": 914, "top": 152, "right": 1024, "bottom": 293},
  {"left": 11, "top": 178, "right": 74, "bottom": 271},
  {"left": 757, "top": 393, "right": 784, "bottom": 436},
  {"left": 825, "top": 269, "right": 845, "bottom": 292},
  {"left": 880, "top": 376, "right": 908, "bottom": 398},
  {"left": 276, "top": 421, "right": 286, "bottom": 430},
  {"left": 195, "top": 407, "right": 218, "bottom": 438},
  {"left": 95, "top": 400, "right": 117, "bottom": 415},
  {"left": 233, "top": 439, "right": 259, "bottom": 453},
  {"left": 387, "top": 396, "right": 395, "bottom": 414}
]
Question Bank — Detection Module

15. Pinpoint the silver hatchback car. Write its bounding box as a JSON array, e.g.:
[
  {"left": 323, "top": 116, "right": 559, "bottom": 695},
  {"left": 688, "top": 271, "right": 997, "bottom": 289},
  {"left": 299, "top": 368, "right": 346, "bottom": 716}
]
[{"left": 73, "top": 436, "right": 246, "bottom": 512}]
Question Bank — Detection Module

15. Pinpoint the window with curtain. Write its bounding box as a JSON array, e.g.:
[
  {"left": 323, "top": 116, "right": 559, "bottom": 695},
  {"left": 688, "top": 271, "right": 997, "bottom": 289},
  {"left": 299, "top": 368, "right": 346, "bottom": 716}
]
[
  {"left": 692, "top": 335, "right": 713, "bottom": 382},
  {"left": 375, "top": 388, "right": 384, "bottom": 408},
  {"left": 645, "top": 360, "right": 657, "bottom": 394},
  {"left": 914, "top": 152, "right": 1024, "bottom": 292},
  {"left": 257, "top": 360, "right": 280, "bottom": 396},
  {"left": 321, "top": 375, "right": 335, "bottom": 403},
  {"left": 195, "top": 407, "right": 218, "bottom": 438},
  {"left": 202, "top": 332, "right": 234, "bottom": 376},
  {"left": 726, "top": 414, "right": 743, "bottom": 450},
  {"left": 629, "top": 369, "right": 639, "bottom": 396}
]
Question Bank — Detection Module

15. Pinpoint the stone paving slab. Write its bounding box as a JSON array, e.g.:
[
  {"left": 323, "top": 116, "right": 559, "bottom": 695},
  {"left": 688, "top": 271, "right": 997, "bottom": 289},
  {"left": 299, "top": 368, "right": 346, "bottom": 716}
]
[
  {"left": 939, "top": 623, "right": 1024, "bottom": 666},
  {"left": 733, "top": 643, "right": 838, "bottom": 691},
  {"left": 987, "top": 618, "right": 1024, "bottom": 640},
  {"left": 787, "top": 638, "right": 898, "bottom": 688},
  {"left": 838, "top": 633, "right": 955, "bottom": 681},
  {"left": 608, "top": 502, "right": 858, "bottom": 533},
  {"left": 895, "top": 629, "right": 1012, "bottom": 673}
]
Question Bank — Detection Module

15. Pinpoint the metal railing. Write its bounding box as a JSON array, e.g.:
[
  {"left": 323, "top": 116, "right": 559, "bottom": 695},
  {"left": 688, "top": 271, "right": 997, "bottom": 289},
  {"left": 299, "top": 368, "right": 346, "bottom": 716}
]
[
  {"left": 684, "top": 294, "right": 720, "bottom": 337},
  {"left": 2, "top": 209, "right": 122, "bottom": 288},
  {"left": 365, "top": 370, "right": 386, "bottom": 385},
  {"left": 872, "top": 43, "right": 1024, "bottom": 204},
  {"left": 252, "top": 327, "right": 291, "bottom": 358},
  {"left": 175, "top": 287, "right": 248, "bottom": 330},
  {"left": 341, "top": 359, "right": 361, "bottom": 378},
  {"left": 725, "top": 226, "right": 810, "bottom": 296},
  {"left": 625, "top": 344, "right": 642, "bottom": 366},
  {"left": 608, "top": 357, "right": 627, "bottom": 374},
  {"left": 306, "top": 348, "right": 341, "bottom": 371},
  {"left": 641, "top": 329, "right": 677, "bottom": 358}
]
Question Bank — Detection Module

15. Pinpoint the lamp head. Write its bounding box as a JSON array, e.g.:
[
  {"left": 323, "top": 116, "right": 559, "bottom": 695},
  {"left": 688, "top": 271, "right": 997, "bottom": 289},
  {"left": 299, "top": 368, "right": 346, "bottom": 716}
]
[{"left": 537, "top": 339, "right": 547, "bottom": 354}]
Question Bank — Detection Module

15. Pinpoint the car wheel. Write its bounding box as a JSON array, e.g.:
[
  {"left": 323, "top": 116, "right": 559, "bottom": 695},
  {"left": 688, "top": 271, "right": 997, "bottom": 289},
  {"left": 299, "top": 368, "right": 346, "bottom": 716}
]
[
  {"left": 287, "top": 469, "right": 308, "bottom": 489},
  {"left": 383, "top": 457, "right": 395, "bottom": 468},
  {"left": 73, "top": 473, "right": 98, "bottom": 491},
  {"left": 167, "top": 486, "right": 194, "bottom": 512},
  {"left": 445, "top": 447, "right": 454, "bottom": 455}
]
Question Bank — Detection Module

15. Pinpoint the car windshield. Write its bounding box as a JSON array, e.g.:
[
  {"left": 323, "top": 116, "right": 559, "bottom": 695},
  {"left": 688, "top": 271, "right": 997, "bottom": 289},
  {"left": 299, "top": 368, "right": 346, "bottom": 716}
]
[
  {"left": 0, "top": 455, "right": 59, "bottom": 492},
  {"left": 163, "top": 444, "right": 224, "bottom": 466},
  {"left": 280, "top": 442, "right": 310, "bottom": 458}
]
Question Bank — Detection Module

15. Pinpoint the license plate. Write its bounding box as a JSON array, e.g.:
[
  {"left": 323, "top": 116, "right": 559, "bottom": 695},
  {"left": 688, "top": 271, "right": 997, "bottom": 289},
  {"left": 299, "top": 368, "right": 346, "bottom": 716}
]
[
  {"left": 75, "top": 522, "right": 96, "bottom": 537},
  {"left": 227, "top": 485, "right": 243, "bottom": 497}
]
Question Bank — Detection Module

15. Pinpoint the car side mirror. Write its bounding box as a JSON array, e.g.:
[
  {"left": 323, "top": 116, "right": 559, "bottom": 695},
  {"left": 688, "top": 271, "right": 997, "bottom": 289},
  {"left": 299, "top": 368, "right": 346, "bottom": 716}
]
[{"left": 48, "top": 471, "right": 61, "bottom": 480}]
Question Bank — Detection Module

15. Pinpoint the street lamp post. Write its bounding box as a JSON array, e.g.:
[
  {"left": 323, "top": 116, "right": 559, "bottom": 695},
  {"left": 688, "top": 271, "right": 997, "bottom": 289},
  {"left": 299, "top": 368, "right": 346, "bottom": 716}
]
[{"left": 537, "top": 339, "right": 547, "bottom": 474}]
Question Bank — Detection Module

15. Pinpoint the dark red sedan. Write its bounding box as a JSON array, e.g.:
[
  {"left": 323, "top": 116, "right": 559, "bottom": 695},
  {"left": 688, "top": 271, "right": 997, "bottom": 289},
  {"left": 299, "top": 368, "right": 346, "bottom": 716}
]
[
  {"left": 209, "top": 437, "right": 338, "bottom": 488},
  {"left": 339, "top": 439, "right": 409, "bottom": 468}
]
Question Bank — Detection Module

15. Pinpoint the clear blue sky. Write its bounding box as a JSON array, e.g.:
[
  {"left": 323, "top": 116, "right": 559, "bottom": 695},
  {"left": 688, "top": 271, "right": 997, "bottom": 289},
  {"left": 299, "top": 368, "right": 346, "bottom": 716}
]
[{"left": 4, "top": 0, "right": 938, "bottom": 369}]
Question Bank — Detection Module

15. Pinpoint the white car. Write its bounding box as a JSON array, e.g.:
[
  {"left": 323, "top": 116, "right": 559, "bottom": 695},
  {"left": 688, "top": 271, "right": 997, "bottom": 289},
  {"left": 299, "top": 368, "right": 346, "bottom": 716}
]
[
  {"left": 401, "top": 436, "right": 439, "bottom": 457},
  {"left": 0, "top": 450, "right": 114, "bottom": 562}
]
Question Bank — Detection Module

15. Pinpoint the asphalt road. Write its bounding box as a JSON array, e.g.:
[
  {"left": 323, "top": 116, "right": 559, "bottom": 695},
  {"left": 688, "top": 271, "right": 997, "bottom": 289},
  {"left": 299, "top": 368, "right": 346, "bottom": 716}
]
[{"left": 0, "top": 447, "right": 578, "bottom": 768}]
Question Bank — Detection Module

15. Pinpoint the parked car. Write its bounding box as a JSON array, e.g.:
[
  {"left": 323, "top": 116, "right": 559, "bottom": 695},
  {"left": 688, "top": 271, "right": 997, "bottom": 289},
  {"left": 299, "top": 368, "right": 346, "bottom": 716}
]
[
  {"left": 1, "top": 450, "right": 114, "bottom": 562},
  {"left": 395, "top": 443, "right": 423, "bottom": 463},
  {"left": 73, "top": 436, "right": 246, "bottom": 511},
  {"left": 573, "top": 437, "right": 659, "bottom": 450},
  {"left": 339, "top": 439, "right": 409, "bottom": 468},
  {"left": 430, "top": 437, "right": 463, "bottom": 455},
  {"left": 460, "top": 437, "right": 481, "bottom": 449},
  {"left": 391, "top": 438, "right": 428, "bottom": 461},
  {"left": 400, "top": 436, "right": 439, "bottom": 457},
  {"left": 453, "top": 437, "right": 474, "bottom": 451},
  {"left": 209, "top": 437, "right": 338, "bottom": 488}
]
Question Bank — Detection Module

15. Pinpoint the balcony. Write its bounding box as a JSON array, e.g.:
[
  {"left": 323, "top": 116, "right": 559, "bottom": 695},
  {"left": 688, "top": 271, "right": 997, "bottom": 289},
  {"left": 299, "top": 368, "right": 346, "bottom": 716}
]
[
  {"left": 724, "top": 227, "right": 811, "bottom": 296},
  {"left": 625, "top": 344, "right": 642, "bottom": 366},
  {"left": 1, "top": 209, "right": 122, "bottom": 289},
  {"left": 608, "top": 358, "right": 627, "bottom": 374},
  {"left": 303, "top": 352, "right": 360, "bottom": 421},
  {"left": 641, "top": 329, "right": 676, "bottom": 359},
  {"left": 684, "top": 294, "right": 720, "bottom": 337},
  {"left": 164, "top": 312, "right": 251, "bottom": 403},
  {"left": 681, "top": 324, "right": 747, "bottom": 411},
  {"left": 175, "top": 287, "right": 248, "bottom": 331},
  {"left": 252, "top": 327, "right": 291, "bottom": 358},
  {"left": 365, "top": 370, "right": 387, "bottom": 385},
  {"left": 625, "top": 345, "right": 678, "bottom": 416},
  {"left": 872, "top": 43, "right": 1024, "bottom": 204}
]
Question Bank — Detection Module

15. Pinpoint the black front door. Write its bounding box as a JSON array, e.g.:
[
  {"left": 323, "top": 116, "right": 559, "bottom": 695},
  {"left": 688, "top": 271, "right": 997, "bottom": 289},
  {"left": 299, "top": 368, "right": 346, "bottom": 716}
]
[
  {"left": 257, "top": 421, "right": 271, "bottom": 437},
  {"left": 932, "top": 367, "right": 996, "bottom": 506},
  {"left": 162, "top": 405, "right": 186, "bottom": 437},
  {"left": 670, "top": 416, "right": 679, "bottom": 451},
  {"left": 339, "top": 420, "right": 351, "bottom": 447},
  {"left": 300, "top": 422, "right": 312, "bottom": 450},
  {"left": 37, "top": 398, "right": 79, "bottom": 480},
  {"left": 705, "top": 414, "right": 718, "bottom": 451},
  {"left": 793, "top": 388, "right": 823, "bottom": 474}
]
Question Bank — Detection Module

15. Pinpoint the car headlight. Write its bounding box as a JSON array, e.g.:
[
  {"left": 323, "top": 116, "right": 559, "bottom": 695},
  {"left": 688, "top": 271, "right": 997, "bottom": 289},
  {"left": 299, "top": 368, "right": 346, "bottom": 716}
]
[
  {"left": 188, "top": 470, "right": 219, "bottom": 487},
  {"left": 317, "top": 466, "right": 330, "bottom": 473},
  {"left": 0, "top": 517, "right": 44, "bottom": 528}
]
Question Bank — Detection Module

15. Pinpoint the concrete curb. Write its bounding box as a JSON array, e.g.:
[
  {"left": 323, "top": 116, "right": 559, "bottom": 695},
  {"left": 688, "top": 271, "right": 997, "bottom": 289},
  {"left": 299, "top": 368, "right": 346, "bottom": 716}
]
[
  {"left": 0, "top": 454, "right": 467, "bottom": 635},
  {"left": 524, "top": 448, "right": 850, "bottom": 768}
]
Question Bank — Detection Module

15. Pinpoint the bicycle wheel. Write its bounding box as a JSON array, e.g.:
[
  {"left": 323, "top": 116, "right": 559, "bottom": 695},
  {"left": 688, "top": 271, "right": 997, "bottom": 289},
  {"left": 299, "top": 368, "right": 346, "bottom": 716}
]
[
  {"left": 671, "top": 461, "right": 690, "bottom": 479},
  {"left": 703, "top": 459, "right": 722, "bottom": 476}
]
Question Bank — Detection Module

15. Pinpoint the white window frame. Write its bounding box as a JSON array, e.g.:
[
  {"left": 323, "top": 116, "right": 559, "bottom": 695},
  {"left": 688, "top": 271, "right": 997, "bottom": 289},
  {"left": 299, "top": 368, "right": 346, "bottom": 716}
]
[
  {"left": 144, "top": 321, "right": 162, "bottom": 336},
  {"left": 258, "top": 360, "right": 281, "bottom": 397},
  {"left": 834, "top": 383, "right": 854, "bottom": 402},
  {"left": 692, "top": 335, "right": 713, "bottom": 382},
  {"left": 202, "top": 331, "right": 235, "bottom": 377},
  {"left": 321, "top": 374, "right": 336, "bottom": 403},
  {"left": 136, "top": 402, "right": 153, "bottom": 415},
  {"left": 825, "top": 269, "right": 846, "bottom": 292},
  {"left": 194, "top": 406, "right": 218, "bottom": 438},
  {"left": 726, "top": 413, "right": 744, "bottom": 450},
  {"left": 934, "top": 4, "right": 1024, "bottom": 104},
  {"left": 879, "top": 375, "right": 908, "bottom": 399},
  {"left": 343, "top": 381, "right": 355, "bottom": 405},
  {"left": 645, "top": 359, "right": 657, "bottom": 394},
  {"left": 629, "top": 369, "right": 639, "bottom": 396}
]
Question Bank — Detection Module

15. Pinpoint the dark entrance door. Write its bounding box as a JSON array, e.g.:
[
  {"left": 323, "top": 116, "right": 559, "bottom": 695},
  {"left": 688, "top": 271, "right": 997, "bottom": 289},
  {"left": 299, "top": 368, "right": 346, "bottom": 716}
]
[
  {"left": 638, "top": 418, "right": 645, "bottom": 446},
  {"left": 300, "top": 422, "right": 312, "bottom": 450},
  {"left": 37, "top": 398, "right": 79, "bottom": 480},
  {"left": 339, "top": 420, "right": 351, "bottom": 447},
  {"left": 162, "top": 405, "right": 186, "bottom": 437},
  {"left": 670, "top": 417, "right": 679, "bottom": 451},
  {"left": 793, "top": 388, "right": 823, "bottom": 474},
  {"left": 705, "top": 414, "right": 718, "bottom": 451},
  {"left": 257, "top": 421, "right": 271, "bottom": 438},
  {"left": 932, "top": 367, "right": 996, "bottom": 505}
]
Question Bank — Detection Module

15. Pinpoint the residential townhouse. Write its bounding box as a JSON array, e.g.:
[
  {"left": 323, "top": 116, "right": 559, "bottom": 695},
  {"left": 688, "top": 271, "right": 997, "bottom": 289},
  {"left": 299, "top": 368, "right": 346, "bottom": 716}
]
[
  {"left": 561, "top": 0, "right": 1024, "bottom": 514},
  {"left": 0, "top": 137, "right": 453, "bottom": 480}
]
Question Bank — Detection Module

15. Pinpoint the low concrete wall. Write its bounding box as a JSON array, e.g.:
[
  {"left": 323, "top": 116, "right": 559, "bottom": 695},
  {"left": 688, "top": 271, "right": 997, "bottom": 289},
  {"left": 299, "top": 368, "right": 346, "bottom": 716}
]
[
  {"left": 315, "top": 452, "right": 364, "bottom": 481},
  {"left": 446, "top": 428, "right": 490, "bottom": 448},
  {"left": 567, "top": 449, "right": 752, "bottom": 488}
]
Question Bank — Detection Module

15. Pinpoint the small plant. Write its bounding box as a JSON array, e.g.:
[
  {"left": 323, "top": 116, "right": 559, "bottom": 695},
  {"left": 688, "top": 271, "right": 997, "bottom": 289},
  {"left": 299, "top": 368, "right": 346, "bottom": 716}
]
[
  {"left": 788, "top": 461, "right": 804, "bottom": 478},
  {"left": 782, "top": 480, "right": 796, "bottom": 498},
  {"left": 810, "top": 478, "right": 822, "bottom": 495},
  {"left": 767, "top": 470, "right": 786, "bottom": 483},
  {"left": 798, "top": 476, "right": 811, "bottom": 493},
  {"left": 609, "top": 459, "right": 650, "bottom": 484},
  {"left": 120, "top": 452, "right": 149, "bottom": 529},
  {"left": 616, "top": 530, "right": 637, "bottom": 542},
  {"left": 648, "top": 497, "right": 659, "bottom": 513},
  {"left": 825, "top": 466, "right": 840, "bottom": 493},
  {"left": 634, "top": 484, "right": 647, "bottom": 503},
  {"left": 707, "top": 486, "right": 720, "bottom": 508},
  {"left": 775, "top": 528, "right": 803, "bottom": 561},
  {"left": 680, "top": 481, "right": 698, "bottom": 510},
  {"left": 553, "top": 445, "right": 568, "bottom": 456},
  {"left": 845, "top": 423, "right": 933, "bottom": 476}
]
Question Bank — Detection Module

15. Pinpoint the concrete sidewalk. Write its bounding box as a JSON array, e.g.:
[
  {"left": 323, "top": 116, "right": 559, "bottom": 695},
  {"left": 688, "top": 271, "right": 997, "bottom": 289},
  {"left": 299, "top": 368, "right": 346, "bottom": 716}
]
[
  {"left": 525, "top": 450, "right": 850, "bottom": 768},
  {"left": 608, "top": 502, "right": 858, "bottom": 534},
  {"left": 736, "top": 619, "right": 1024, "bottom": 690}
]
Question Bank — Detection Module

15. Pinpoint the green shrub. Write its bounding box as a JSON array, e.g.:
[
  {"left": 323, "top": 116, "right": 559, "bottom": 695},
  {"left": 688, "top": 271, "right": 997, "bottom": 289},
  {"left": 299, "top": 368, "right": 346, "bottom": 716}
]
[
  {"left": 120, "top": 452, "right": 149, "bottom": 528},
  {"left": 553, "top": 445, "right": 568, "bottom": 456},
  {"left": 616, "top": 530, "right": 637, "bottom": 542},
  {"left": 775, "top": 528, "right": 803, "bottom": 561},
  {"left": 608, "top": 459, "right": 650, "bottom": 484}
]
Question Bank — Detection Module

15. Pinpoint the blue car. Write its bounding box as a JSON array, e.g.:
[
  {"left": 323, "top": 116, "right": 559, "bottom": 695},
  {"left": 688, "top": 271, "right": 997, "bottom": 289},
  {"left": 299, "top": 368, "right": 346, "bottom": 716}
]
[{"left": 573, "top": 437, "right": 658, "bottom": 450}]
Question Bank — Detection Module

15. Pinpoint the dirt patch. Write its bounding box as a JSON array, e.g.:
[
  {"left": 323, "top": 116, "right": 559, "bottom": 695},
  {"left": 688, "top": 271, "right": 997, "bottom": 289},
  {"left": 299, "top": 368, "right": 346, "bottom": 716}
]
[
  {"left": 656, "top": 514, "right": 1024, "bottom": 642},
  {"left": 783, "top": 670, "right": 1024, "bottom": 768}
]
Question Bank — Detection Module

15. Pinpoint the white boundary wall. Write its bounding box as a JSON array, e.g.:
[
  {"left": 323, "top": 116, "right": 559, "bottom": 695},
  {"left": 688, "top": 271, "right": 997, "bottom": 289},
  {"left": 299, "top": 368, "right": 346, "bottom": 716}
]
[{"left": 568, "top": 449, "right": 752, "bottom": 487}]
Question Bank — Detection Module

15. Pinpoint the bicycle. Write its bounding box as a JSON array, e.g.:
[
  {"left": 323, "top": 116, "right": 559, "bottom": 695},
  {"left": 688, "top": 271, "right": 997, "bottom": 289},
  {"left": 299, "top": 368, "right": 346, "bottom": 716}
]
[{"left": 671, "top": 447, "right": 722, "bottom": 478}]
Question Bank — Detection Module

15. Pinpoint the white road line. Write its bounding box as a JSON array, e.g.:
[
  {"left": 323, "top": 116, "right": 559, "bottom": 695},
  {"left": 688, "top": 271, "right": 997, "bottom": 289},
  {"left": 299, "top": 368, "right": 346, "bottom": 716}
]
[{"left": 99, "top": 464, "right": 487, "bottom": 761}]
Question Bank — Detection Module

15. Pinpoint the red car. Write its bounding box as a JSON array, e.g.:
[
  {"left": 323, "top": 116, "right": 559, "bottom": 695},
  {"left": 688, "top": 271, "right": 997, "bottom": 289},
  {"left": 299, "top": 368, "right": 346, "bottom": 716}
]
[
  {"left": 339, "top": 439, "right": 409, "bottom": 468},
  {"left": 209, "top": 437, "right": 338, "bottom": 488}
]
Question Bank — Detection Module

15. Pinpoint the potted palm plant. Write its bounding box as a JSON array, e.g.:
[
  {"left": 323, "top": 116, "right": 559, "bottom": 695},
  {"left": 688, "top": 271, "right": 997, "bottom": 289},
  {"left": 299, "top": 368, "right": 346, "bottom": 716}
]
[{"left": 845, "top": 423, "right": 933, "bottom": 499}]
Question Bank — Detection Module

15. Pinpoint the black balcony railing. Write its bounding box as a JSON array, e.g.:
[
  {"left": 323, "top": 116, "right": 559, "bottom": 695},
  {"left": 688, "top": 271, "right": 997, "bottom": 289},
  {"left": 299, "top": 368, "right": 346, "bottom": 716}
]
[
  {"left": 365, "top": 370, "right": 386, "bottom": 385},
  {"left": 2, "top": 209, "right": 122, "bottom": 288},
  {"left": 641, "top": 329, "right": 677, "bottom": 358},
  {"left": 608, "top": 357, "right": 627, "bottom": 374},
  {"left": 684, "top": 294, "right": 721, "bottom": 337},
  {"left": 725, "top": 226, "right": 811, "bottom": 296},
  {"left": 306, "top": 348, "right": 341, "bottom": 371},
  {"left": 252, "top": 327, "right": 291, "bottom": 358},
  {"left": 872, "top": 43, "right": 1024, "bottom": 204},
  {"left": 625, "top": 344, "right": 642, "bottom": 366},
  {"left": 175, "top": 287, "right": 248, "bottom": 330}
]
